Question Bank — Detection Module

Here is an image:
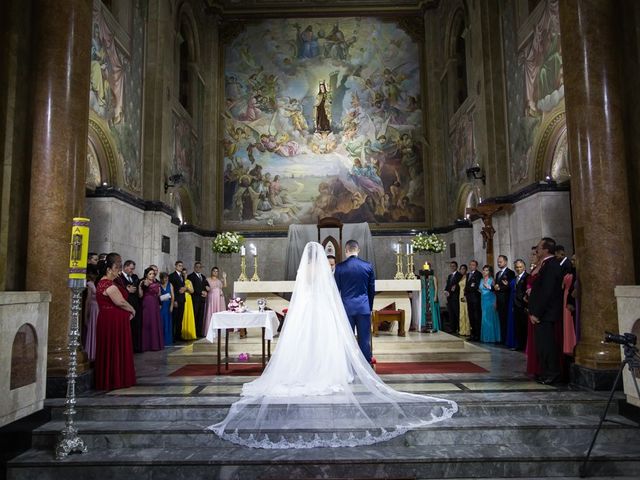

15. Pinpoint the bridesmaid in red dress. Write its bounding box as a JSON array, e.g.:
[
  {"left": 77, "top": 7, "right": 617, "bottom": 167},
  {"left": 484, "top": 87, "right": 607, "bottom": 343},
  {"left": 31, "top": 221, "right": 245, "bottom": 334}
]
[{"left": 95, "top": 253, "right": 137, "bottom": 391}]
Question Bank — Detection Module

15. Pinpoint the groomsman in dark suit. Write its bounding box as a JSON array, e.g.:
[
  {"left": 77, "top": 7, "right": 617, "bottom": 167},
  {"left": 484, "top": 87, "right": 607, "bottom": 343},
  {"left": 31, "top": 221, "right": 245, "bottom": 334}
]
[
  {"left": 116, "top": 260, "right": 141, "bottom": 352},
  {"left": 529, "top": 238, "right": 564, "bottom": 384},
  {"left": 512, "top": 259, "right": 529, "bottom": 350},
  {"left": 555, "top": 245, "right": 573, "bottom": 276},
  {"left": 464, "top": 260, "right": 482, "bottom": 341},
  {"left": 444, "top": 261, "right": 462, "bottom": 334},
  {"left": 494, "top": 254, "right": 515, "bottom": 343},
  {"left": 188, "top": 262, "right": 209, "bottom": 337},
  {"left": 169, "top": 260, "right": 186, "bottom": 341}
]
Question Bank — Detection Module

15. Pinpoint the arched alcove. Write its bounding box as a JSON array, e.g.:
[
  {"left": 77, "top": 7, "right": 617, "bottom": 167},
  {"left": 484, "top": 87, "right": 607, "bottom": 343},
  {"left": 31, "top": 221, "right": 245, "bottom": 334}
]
[
  {"left": 11, "top": 324, "right": 38, "bottom": 390},
  {"left": 533, "top": 110, "right": 568, "bottom": 182},
  {"left": 456, "top": 183, "right": 480, "bottom": 219}
]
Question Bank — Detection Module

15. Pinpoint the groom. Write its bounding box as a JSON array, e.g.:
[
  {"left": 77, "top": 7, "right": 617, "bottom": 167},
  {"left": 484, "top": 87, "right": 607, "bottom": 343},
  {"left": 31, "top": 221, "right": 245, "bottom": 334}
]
[{"left": 334, "top": 240, "right": 376, "bottom": 364}]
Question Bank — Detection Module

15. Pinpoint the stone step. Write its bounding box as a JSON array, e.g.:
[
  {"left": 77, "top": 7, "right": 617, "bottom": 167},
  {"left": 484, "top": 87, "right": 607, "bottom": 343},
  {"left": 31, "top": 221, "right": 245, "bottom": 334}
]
[
  {"left": 190, "top": 335, "right": 471, "bottom": 353},
  {"left": 30, "top": 415, "right": 639, "bottom": 450},
  {"left": 168, "top": 342, "right": 491, "bottom": 364},
  {"left": 46, "top": 392, "right": 619, "bottom": 422},
  {"left": 8, "top": 443, "right": 640, "bottom": 479}
]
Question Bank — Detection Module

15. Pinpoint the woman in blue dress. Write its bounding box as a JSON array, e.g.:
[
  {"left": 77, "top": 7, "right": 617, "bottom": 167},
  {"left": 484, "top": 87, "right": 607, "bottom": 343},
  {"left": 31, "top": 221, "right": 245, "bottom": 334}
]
[
  {"left": 159, "top": 272, "right": 174, "bottom": 346},
  {"left": 419, "top": 266, "right": 441, "bottom": 332},
  {"left": 480, "top": 265, "right": 501, "bottom": 343}
]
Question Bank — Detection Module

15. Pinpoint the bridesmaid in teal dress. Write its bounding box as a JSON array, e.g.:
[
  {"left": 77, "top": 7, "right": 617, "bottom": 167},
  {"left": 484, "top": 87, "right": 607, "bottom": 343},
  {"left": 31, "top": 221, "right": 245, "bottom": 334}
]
[
  {"left": 480, "top": 265, "right": 501, "bottom": 342},
  {"left": 420, "top": 265, "right": 441, "bottom": 332}
]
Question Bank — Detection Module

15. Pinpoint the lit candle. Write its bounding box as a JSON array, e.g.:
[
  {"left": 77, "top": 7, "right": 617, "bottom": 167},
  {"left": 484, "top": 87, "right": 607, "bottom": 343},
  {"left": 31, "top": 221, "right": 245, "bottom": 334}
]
[
  {"left": 240, "top": 246, "right": 246, "bottom": 256},
  {"left": 250, "top": 243, "right": 257, "bottom": 256},
  {"left": 406, "top": 244, "right": 410, "bottom": 255},
  {"left": 409, "top": 244, "right": 413, "bottom": 255},
  {"left": 394, "top": 244, "right": 399, "bottom": 254}
]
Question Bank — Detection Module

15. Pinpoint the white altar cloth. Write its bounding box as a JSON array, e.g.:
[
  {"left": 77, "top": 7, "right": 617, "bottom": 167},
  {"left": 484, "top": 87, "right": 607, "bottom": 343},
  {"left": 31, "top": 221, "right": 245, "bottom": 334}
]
[{"left": 205, "top": 311, "right": 279, "bottom": 342}]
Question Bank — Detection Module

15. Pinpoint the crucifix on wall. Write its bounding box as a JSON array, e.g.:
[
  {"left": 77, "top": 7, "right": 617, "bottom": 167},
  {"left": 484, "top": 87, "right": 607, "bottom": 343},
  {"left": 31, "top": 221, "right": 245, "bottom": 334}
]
[{"left": 465, "top": 204, "right": 512, "bottom": 267}]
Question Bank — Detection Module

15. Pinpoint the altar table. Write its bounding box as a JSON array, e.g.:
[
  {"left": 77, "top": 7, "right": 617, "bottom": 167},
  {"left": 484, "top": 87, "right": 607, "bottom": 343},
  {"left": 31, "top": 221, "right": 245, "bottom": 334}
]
[
  {"left": 206, "top": 311, "right": 279, "bottom": 374},
  {"left": 233, "top": 279, "right": 422, "bottom": 328}
]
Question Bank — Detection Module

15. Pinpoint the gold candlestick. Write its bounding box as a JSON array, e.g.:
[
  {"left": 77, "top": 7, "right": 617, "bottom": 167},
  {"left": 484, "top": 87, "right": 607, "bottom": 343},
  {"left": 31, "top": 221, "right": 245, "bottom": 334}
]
[
  {"left": 394, "top": 253, "right": 405, "bottom": 280},
  {"left": 405, "top": 253, "right": 417, "bottom": 279},
  {"left": 237, "top": 255, "right": 248, "bottom": 281},
  {"left": 250, "top": 255, "right": 260, "bottom": 281}
]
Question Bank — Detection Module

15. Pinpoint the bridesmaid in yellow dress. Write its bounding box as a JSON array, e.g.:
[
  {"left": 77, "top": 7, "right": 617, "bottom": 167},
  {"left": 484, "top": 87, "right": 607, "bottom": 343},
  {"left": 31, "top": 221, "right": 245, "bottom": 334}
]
[
  {"left": 181, "top": 268, "right": 197, "bottom": 340},
  {"left": 458, "top": 264, "right": 471, "bottom": 336}
]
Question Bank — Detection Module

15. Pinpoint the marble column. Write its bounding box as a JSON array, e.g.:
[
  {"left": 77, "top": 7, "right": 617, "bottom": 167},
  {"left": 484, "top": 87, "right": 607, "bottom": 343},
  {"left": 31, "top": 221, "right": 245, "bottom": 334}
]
[
  {"left": 559, "top": 0, "right": 635, "bottom": 373},
  {"left": 26, "top": 0, "right": 92, "bottom": 376}
]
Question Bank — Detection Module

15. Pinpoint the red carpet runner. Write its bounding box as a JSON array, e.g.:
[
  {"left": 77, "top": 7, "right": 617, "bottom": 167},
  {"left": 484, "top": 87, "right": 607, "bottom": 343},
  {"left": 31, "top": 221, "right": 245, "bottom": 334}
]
[{"left": 170, "top": 361, "right": 487, "bottom": 377}]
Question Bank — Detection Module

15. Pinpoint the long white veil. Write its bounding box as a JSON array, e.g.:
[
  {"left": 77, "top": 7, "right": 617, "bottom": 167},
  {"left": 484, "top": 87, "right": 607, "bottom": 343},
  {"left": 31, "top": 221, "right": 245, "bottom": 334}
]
[{"left": 208, "top": 241, "right": 458, "bottom": 448}]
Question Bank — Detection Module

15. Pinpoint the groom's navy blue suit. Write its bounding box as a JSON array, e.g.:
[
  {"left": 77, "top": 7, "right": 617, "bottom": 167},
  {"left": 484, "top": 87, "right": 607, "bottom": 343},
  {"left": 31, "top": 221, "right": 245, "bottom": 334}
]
[{"left": 334, "top": 255, "right": 376, "bottom": 363}]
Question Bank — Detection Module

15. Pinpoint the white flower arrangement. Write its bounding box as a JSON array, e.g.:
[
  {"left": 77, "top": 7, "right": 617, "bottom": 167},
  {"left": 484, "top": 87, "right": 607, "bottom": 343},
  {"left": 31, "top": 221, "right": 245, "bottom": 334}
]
[
  {"left": 211, "top": 231, "right": 245, "bottom": 254},
  {"left": 411, "top": 233, "right": 447, "bottom": 253}
]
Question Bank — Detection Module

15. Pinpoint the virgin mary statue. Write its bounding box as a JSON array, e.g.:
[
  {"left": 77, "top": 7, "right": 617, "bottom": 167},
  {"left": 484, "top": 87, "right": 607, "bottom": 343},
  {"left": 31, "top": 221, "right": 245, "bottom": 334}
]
[
  {"left": 314, "top": 81, "right": 332, "bottom": 132},
  {"left": 208, "top": 242, "right": 458, "bottom": 449}
]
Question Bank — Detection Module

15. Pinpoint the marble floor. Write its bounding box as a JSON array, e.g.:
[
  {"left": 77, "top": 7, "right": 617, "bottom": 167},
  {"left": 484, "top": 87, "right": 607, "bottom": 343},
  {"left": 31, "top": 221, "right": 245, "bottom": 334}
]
[
  {"left": 110, "top": 337, "right": 560, "bottom": 397},
  {"left": 7, "top": 337, "right": 640, "bottom": 480}
]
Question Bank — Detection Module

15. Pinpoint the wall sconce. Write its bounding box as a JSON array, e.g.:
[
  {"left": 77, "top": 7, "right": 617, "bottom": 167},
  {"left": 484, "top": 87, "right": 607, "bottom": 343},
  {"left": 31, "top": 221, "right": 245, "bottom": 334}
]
[
  {"left": 466, "top": 165, "right": 486, "bottom": 184},
  {"left": 164, "top": 173, "right": 185, "bottom": 193}
]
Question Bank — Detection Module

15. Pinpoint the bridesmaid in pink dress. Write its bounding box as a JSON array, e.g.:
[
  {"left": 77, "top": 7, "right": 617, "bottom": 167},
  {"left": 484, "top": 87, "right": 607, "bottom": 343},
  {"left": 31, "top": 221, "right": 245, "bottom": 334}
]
[
  {"left": 203, "top": 267, "right": 227, "bottom": 337},
  {"left": 84, "top": 266, "right": 99, "bottom": 362}
]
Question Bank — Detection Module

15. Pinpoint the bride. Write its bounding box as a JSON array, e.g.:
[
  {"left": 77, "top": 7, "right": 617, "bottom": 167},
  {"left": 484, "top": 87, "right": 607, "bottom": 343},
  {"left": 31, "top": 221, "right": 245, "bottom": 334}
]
[{"left": 208, "top": 242, "right": 458, "bottom": 448}]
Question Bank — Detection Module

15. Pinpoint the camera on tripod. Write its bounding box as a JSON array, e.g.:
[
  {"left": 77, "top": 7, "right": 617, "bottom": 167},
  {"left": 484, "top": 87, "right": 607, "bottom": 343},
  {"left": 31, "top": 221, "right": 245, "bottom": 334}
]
[{"left": 604, "top": 331, "right": 637, "bottom": 346}]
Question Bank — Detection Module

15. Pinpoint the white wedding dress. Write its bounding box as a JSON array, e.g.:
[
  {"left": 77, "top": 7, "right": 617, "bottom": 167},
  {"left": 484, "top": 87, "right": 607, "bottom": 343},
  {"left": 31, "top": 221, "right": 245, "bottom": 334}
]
[{"left": 208, "top": 242, "right": 458, "bottom": 448}]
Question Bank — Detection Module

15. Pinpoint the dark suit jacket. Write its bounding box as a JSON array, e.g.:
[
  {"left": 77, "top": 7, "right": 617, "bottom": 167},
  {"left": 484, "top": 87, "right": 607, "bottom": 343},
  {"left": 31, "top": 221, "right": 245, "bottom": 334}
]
[
  {"left": 528, "top": 257, "right": 563, "bottom": 323},
  {"left": 169, "top": 271, "right": 185, "bottom": 303},
  {"left": 495, "top": 268, "right": 515, "bottom": 296},
  {"left": 513, "top": 272, "right": 529, "bottom": 309},
  {"left": 334, "top": 255, "right": 376, "bottom": 316},
  {"left": 558, "top": 257, "right": 572, "bottom": 276},
  {"left": 464, "top": 270, "right": 482, "bottom": 301},
  {"left": 188, "top": 272, "right": 207, "bottom": 299},
  {"left": 445, "top": 271, "right": 462, "bottom": 299},
  {"left": 115, "top": 273, "right": 139, "bottom": 307}
]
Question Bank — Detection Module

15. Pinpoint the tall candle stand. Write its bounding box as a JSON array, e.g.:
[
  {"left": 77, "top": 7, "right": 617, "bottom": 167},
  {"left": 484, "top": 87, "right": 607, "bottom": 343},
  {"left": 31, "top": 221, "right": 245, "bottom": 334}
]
[
  {"left": 237, "top": 255, "right": 248, "bottom": 281},
  {"left": 56, "top": 217, "right": 90, "bottom": 460},
  {"left": 394, "top": 252, "right": 405, "bottom": 280},
  {"left": 405, "top": 253, "right": 417, "bottom": 279},
  {"left": 250, "top": 255, "right": 261, "bottom": 281}
]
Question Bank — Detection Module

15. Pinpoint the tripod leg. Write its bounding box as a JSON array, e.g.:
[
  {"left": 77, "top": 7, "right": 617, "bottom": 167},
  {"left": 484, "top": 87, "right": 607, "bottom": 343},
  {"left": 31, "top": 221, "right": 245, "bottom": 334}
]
[{"left": 579, "top": 360, "right": 627, "bottom": 478}]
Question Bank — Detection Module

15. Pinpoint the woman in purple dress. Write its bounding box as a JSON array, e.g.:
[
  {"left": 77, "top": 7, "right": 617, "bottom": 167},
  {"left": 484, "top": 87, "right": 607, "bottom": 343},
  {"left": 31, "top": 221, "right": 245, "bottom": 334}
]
[{"left": 139, "top": 267, "right": 163, "bottom": 351}]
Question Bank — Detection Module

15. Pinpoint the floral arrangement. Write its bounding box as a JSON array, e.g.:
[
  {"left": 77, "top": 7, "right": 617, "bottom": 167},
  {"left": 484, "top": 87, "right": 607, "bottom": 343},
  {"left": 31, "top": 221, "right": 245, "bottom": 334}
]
[
  {"left": 227, "top": 297, "right": 247, "bottom": 313},
  {"left": 211, "top": 231, "right": 244, "bottom": 254},
  {"left": 237, "top": 352, "right": 250, "bottom": 362},
  {"left": 411, "top": 233, "right": 447, "bottom": 253}
]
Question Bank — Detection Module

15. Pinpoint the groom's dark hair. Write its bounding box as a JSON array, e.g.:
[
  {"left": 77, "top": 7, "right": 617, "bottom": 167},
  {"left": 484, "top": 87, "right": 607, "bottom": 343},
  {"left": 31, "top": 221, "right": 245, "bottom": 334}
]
[{"left": 345, "top": 240, "right": 359, "bottom": 252}]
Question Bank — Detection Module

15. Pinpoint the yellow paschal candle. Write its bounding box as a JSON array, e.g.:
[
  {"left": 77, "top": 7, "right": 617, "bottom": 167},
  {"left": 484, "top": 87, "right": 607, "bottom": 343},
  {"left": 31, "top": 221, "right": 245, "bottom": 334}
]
[{"left": 68, "top": 217, "right": 90, "bottom": 280}]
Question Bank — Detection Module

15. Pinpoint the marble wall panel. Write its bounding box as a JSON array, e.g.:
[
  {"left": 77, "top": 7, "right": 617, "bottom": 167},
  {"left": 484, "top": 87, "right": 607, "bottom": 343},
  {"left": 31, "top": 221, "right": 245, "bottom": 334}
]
[
  {"left": 0, "top": 292, "right": 50, "bottom": 427},
  {"left": 614, "top": 286, "right": 640, "bottom": 408},
  {"left": 86, "top": 197, "right": 178, "bottom": 272}
]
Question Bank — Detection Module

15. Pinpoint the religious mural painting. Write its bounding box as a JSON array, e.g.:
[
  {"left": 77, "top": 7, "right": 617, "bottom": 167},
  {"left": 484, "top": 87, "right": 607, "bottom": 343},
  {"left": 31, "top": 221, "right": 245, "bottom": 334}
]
[
  {"left": 220, "top": 17, "right": 425, "bottom": 229},
  {"left": 503, "top": 0, "right": 564, "bottom": 186},
  {"left": 171, "top": 110, "right": 202, "bottom": 224},
  {"left": 87, "top": 2, "right": 144, "bottom": 193},
  {"left": 447, "top": 110, "right": 477, "bottom": 205}
]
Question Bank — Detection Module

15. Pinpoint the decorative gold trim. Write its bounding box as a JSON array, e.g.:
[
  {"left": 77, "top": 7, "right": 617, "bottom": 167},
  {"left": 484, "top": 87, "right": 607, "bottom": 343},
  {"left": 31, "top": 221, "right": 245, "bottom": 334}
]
[
  {"left": 533, "top": 108, "right": 566, "bottom": 181},
  {"left": 88, "top": 111, "right": 123, "bottom": 188}
]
